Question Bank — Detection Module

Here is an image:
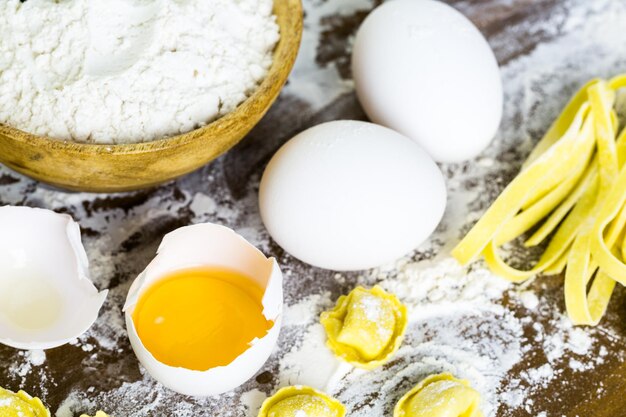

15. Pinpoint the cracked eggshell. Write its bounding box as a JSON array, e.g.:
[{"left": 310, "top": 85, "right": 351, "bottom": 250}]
[
  {"left": 124, "top": 223, "right": 283, "bottom": 397},
  {"left": 0, "top": 206, "right": 108, "bottom": 350}
]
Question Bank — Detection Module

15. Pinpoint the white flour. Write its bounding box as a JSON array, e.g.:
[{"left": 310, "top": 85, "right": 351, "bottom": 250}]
[
  {"left": 0, "top": 0, "right": 279, "bottom": 144},
  {"left": 263, "top": 256, "right": 522, "bottom": 417}
]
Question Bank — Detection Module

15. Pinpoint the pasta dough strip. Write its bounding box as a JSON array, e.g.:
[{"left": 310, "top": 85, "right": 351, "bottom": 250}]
[
  {"left": 466, "top": 112, "right": 595, "bottom": 280},
  {"left": 565, "top": 231, "right": 615, "bottom": 326},
  {"left": 542, "top": 244, "right": 571, "bottom": 275},
  {"left": 452, "top": 104, "right": 590, "bottom": 265},
  {"left": 484, "top": 168, "right": 600, "bottom": 282},
  {"left": 494, "top": 154, "right": 591, "bottom": 246},
  {"left": 590, "top": 166, "right": 626, "bottom": 285},
  {"left": 563, "top": 80, "right": 620, "bottom": 325},
  {"left": 524, "top": 79, "right": 599, "bottom": 167},
  {"left": 588, "top": 82, "right": 618, "bottom": 192},
  {"left": 454, "top": 75, "right": 626, "bottom": 326},
  {"left": 525, "top": 161, "right": 597, "bottom": 247}
]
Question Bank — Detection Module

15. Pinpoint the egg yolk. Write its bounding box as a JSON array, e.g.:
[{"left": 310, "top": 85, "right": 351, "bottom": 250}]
[{"left": 132, "top": 267, "right": 273, "bottom": 371}]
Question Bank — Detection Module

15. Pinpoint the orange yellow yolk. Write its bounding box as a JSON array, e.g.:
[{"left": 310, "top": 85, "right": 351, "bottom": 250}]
[{"left": 132, "top": 268, "right": 273, "bottom": 371}]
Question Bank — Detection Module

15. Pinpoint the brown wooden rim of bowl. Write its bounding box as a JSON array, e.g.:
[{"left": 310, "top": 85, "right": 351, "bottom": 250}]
[{"left": 0, "top": 0, "right": 303, "bottom": 156}]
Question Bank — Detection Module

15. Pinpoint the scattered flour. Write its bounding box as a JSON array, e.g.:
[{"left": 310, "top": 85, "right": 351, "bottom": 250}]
[
  {"left": 0, "top": 0, "right": 279, "bottom": 143},
  {"left": 283, "top": 0, "right": 370, "bottom": 109},
  {"left": 26, "top": 350, "right": 46, "bottom": 367},
  {"left": 500, "top": 292, "right": 617, "bottom": 414},
  {"left": 242, "top": 0, "right": 626, "bottom": 415},
  {"left": 268, "top": 255, "right": 520, "bottom": 417},
  {"left": 2, "top": 0, "right": 626, "bottom": 416},
  {"left": 240, "top": 388, "right": 267, "bottom": 417},
  {"left": 518, "top": 291, "right": 539, "bottom": 310},
  {"left": 189, "top": 193, "right": 218, "bottom": 217},
  {"left": 9, "top": 349, "right": 46, "bottom": 377}
]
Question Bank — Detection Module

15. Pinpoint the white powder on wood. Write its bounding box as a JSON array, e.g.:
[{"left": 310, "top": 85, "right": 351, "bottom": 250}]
[
  {"left": 269, "top": 255, "right": 521, "bottom": 417},
  {"left": 3, "top": 0, "right": 626, "bottom": 416},
  {"left": 26, "top": 349, "right": 46, "bottom": 367},
  {"left": 0, "top": 0, "right": 279, "bottom": 144}
]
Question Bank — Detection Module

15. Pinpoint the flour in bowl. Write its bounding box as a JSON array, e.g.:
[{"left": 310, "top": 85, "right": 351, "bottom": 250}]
[{"left": 0, "top": 0, "right": 279, "bottom": 144}]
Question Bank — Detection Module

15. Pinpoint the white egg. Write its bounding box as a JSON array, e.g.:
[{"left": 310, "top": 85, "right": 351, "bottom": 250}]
[
  {"left": 352, "top": 0, "right": 503, "bottom": 163},
  {"left": 259, "top": 120, "right": 446, "bottom": 271},
  {"left": 0, "top": 206, "right": 107, "bottom": 350},
  {"left": 124, "top": 223, "right": 283, "bottom": 397}
]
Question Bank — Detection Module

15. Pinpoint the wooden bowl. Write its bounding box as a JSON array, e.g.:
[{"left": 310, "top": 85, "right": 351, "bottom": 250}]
[{"left": 0, "top": 0, "right": 303, "bottom": 193}]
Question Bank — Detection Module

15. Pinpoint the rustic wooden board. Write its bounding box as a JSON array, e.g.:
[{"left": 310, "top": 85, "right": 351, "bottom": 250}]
[{"left": 1, "top": 1, "right": 625, "bottom": 416}]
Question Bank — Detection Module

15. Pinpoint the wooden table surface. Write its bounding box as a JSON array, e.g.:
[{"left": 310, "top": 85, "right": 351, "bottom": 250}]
[{"left": 1, "top": 0, "right": 626, "bottom": 416}]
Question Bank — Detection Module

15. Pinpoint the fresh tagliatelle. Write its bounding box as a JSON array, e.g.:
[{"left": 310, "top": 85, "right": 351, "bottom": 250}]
[{"left": 453, "top": 75, "right": 626, "bottom": 326}]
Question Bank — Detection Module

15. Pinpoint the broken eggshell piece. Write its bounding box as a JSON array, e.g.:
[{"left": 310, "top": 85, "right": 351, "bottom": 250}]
[
  {"left": 124, "top": 223, "right": 283, "bottom": 397},
  {"left": 0, "top": 206, "right": 107, "bottom": 350}
]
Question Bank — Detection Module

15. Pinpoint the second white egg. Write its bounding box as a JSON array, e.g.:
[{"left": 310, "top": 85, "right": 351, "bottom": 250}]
[
  {"left": 352, "top": 0, "right": 503, "bottom": 163},
  {"left": 259, "top": 120, "right": 446, "bottom": 271}
]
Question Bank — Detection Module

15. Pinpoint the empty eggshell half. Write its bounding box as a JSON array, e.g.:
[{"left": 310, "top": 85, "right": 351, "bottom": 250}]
[
  {"left": 124, "top": 223, "right": 283, "bottom": 397},
  {"left": 0, "top": 206, "right": 108, "bottom": 350}
]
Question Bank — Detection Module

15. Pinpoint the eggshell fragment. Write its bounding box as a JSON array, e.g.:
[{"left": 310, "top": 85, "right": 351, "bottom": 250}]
[
  {"left": 258, "top": 386, "right": 346, "bottom": 417},
  {"left": 321, "top": 286, "right": 407, "bottom": 369},
  {"left": 394, "top": 373, "right": 484, "bottom": 417},
  {"left": 124, "top": 223, "right": 283, "bottom": 397},
  {"left": 0, "top": 206, "right": 107, "bottom": 350},
  {"left": 353, "top": 0, "right": 503, "bottom": 162}
]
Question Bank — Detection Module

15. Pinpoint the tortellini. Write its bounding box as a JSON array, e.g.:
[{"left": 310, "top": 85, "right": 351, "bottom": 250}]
[
  {"left": 0, "top": 387, "right": 50, "bottom": 417},
  {"left": 258, "top": 386, "right": 345, "bottom": 417},
  {"left": 321, "top": 286, "right": 407, "bottom": 369},
  {"left": 394, "top": 373, "right": 483, "bottom": 417},
  {"left": 0, "top": 386, "right": 111, "bottom": 417}
]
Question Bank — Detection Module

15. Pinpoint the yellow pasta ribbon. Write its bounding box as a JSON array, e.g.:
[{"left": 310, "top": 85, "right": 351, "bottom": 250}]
[
  {"left": 523, "top": 79, "right": 599, "bottom": 167},
  {"left": 453, "top": 75, "right": 626, "bottom": 326},
  {"left": 590, "top": 167, "right": 626, "bottom": 285},
  {"left": 452, "top": 103, "right": 591, "bottom": 265}
]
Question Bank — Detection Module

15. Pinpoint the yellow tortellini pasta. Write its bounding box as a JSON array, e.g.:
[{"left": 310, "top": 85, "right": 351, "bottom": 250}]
[
  {"left": 0, "top": 387, "right": 50, "bottom": 417},
  {"left": 320, "top": 286, "right": 407, "bottom": 369},
  {"left": 258, "top": 386, "right": 345, "bottom": 417},
  {"left": 0, "top": 386, "right": 109, "bottom": 417},
  {"left": 394, "top": 373, "right": 483, "bottom": 417}
]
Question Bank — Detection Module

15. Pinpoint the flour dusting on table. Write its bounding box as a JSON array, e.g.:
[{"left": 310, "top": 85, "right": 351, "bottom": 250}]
[{"left": 1, "top": 0, "right": 626, "bottom": 416}]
